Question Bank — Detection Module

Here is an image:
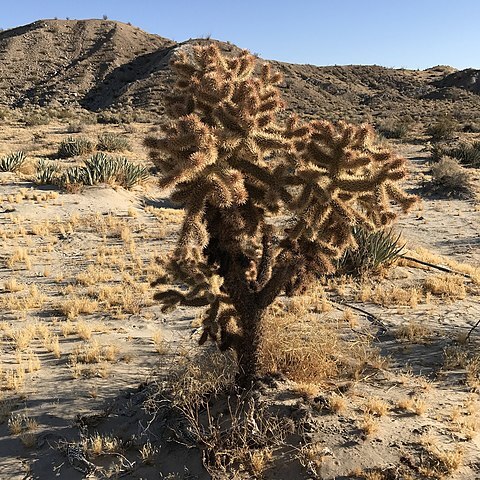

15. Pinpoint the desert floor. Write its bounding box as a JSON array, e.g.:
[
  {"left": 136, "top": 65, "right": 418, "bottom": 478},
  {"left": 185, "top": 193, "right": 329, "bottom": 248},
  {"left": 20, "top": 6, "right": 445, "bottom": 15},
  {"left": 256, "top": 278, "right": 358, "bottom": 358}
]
[{"left": 1, "top": 118, "right": 480, "bottom": 479}]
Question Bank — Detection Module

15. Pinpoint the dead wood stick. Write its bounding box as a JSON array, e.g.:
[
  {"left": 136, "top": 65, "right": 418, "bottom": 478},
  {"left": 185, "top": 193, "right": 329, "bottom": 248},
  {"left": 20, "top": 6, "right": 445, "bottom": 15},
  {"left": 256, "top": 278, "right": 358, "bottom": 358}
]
[
  {"left": 331, "top": 299, "right": 388, "bottom": 334},
  {"left": 400, "top": 255, "right": 472, "bottom": 279},
  {"left": 466, "top": 318, "right": 480, "bottom": 342}
]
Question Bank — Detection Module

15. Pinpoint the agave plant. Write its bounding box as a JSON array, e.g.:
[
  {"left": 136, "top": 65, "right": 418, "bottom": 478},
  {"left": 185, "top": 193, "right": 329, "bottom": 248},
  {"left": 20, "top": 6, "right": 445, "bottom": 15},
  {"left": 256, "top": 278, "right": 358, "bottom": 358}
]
[
  {"left": 0, "top": 151, "right": 26, "bottom": 172},
  {"left": 60, "top": 166, "right": 88, "bottom": 186},
  {"left": 83, "top": 152, "right": 118, "bottom": 184},
  {"left": 114, "top": 157, "right": 150, "bottom": 189},
  {"left": 97, "top": 133, "right": 130, "bottom": 152},
  {"left": 57, "top": 136, "right": 94, "bottom": 158},
  {"left": 35, "top": 159, "right": 60, "bottom": 185},
  {"left": 338, "top": 227, "right": 406, "bottom": 275},
  {"left": 58, "top": 153, "right": 149, "bottom": 190}
]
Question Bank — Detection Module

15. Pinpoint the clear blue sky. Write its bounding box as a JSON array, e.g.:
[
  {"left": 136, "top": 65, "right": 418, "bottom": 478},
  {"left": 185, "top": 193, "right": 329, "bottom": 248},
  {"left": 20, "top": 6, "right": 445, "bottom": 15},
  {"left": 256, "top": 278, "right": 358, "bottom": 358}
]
[{"left": 2, "top": 0, "right": 479, "bottom": 70}]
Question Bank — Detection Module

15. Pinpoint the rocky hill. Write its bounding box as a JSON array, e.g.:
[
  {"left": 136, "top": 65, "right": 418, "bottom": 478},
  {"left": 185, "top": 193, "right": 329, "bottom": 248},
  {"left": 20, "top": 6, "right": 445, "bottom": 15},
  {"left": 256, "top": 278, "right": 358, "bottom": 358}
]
[{"left": 1, "top": 19, "right": 479, "bottom": 126}]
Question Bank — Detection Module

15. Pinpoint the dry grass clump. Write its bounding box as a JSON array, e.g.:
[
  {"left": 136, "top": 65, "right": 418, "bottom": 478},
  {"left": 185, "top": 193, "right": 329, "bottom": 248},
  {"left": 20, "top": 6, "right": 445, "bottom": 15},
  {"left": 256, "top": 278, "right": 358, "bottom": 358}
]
[
  {"left": 70, "top": 340, "right": 119, "bottom": 365},
  {"left": 258, "top": 295, "right": 376, "bottom": 383},
  {"left": 397, "top": 396, "right": 427, "bottom": 416},
  {"left": 152, "top": 330, "right": 168, "bottom": 354},
  {"left": 3, "top": 278, "right": 26, "bottom": 292},
  {"left": 90, "top": 283, "right": 150, "bottom": 316},
  {"left": 395, "top": 321, "right": 432, "bottom": 342},
  {"left": 363, "top": 397, "right": 390, "bottom": 417},
  {"left": 6, "top": 247, "right": 32, "bottom": 270},
  {"left": 158, "top": 353, "right": 289, "bottom": 479},
  {"left": 326, "top": 392, "right": 347, "bottom": 414},
  {"left": 400, "top": 246, "right": 480, "bottom": 285},
  {"left": 0, "top": 284, "right": 47, "bottom": 312},
  {"left": 8, "top": 413, "right": 38, "bottom": 436},
  {"left": 357, "top": 284, "right": 421, "bottom": 308},
  {"left": 449, "top": 406, "right": 480, "bottom": 440},
  {"left": 423, "top": 274, "right": 466, "bottom": 300},
  {"left": 82, "top": 433, "right": 122, "bottom": 456},
  {"left": 75, "top": 265, "right": 113, "bottom": 286},
  {"left": 60, "top": 295, "right": 99, "bottom": 319},
  {"left": 358, "top": 413, "right": 379, "bottom": 438},
  {"left": 417, "top": 439, "right": 464, "bottom": 478}
]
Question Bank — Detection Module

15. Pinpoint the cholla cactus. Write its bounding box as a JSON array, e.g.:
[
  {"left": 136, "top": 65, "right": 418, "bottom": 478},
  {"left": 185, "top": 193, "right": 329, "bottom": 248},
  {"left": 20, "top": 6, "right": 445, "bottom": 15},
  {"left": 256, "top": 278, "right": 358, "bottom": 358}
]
[{"left": 145, "top": 44, "right": 417, "bottom": 385}]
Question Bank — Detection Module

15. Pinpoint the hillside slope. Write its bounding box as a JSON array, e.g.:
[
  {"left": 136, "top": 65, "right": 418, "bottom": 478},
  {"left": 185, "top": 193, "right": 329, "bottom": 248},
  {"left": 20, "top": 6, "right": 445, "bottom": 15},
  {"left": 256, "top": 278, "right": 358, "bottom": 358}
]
[{"left": 1, "top": 19, "right": 479, "bottom": 125}]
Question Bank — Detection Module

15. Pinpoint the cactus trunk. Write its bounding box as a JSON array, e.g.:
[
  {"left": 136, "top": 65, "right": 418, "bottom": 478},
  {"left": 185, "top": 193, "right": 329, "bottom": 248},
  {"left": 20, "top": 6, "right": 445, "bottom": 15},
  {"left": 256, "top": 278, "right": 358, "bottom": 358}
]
[{"left": 235, "top": 309, "right": 264, "bottom": 387}]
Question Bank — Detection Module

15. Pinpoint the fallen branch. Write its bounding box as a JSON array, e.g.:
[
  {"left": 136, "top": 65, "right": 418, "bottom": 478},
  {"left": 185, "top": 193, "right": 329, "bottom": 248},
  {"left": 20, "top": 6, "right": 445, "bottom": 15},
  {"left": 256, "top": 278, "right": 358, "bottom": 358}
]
[
  {"left": 400, "top": 255, "right": 472, "bottom": 279},
  {"left": 466, "top": 318, "right": 480, "bottom": 342},
  {"left": 331, "top": 299, "right": 388, "bottom": 334}
]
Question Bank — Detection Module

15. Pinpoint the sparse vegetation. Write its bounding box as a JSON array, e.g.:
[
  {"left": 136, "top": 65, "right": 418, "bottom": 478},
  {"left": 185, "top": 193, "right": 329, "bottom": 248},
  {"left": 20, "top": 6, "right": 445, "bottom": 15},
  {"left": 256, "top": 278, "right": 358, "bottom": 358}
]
[
  {"left": 0, "top": 20, "right": 480, "bottom": 480},
  {"left": 57, "top": 153, "right": 149, "bottom": 189}
]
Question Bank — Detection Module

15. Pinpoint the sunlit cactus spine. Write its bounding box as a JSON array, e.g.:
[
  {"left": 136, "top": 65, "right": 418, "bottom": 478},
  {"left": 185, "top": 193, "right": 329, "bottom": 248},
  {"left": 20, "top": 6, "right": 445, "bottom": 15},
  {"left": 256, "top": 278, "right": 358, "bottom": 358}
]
[{"left": 145, "top": 43, "right": 418, "bottom": 385}]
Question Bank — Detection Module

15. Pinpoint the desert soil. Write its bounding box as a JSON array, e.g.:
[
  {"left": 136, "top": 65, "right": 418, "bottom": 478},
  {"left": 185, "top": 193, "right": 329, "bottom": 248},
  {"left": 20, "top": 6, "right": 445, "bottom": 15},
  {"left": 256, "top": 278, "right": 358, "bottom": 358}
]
[{"left": 0, "top": 118, "right": 479, "bottom": 480}]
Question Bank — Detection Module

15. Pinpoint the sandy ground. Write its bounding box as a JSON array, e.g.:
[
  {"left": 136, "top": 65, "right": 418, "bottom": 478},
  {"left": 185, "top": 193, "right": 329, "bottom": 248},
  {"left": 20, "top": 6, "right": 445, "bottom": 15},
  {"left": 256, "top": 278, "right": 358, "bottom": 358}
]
[{"left": 1, "top": 122, "right": 480, "bottom": 479}]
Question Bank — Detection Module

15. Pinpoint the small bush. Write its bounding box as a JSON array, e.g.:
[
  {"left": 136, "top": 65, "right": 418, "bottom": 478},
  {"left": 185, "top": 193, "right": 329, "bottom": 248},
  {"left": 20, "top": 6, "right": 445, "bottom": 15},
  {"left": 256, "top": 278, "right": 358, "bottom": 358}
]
[
  {"left": 57, "top": 136, "right": 95, "bottom": 158},
  {"left": 96, "top": 112, "right": 133, "bottom": 124},
  {"left": 66, "top": 122, "right": 86, "bottom": 133},
  {"left": 377, "top": 117, "right": 413, "bottom": 140},
  {"left": 0, "top": 151, "right": 26, "bottom": 172},
  {"left": 429, "top": 143, "right": 447, "bottom": 163},
  {"left": 97, "top": 133, "right": 130, "bottom": 152},
  {"left": 427, "top": 116, "right": 458, "bottom": 142},
  {"left": 338, "top": 227, "right": 405, "bottom": 275},
  {"left": 24, "top": 112, "right": 50, "bottom": 127},
  {"left": 428, "top": 156, "right": 474, "bottom": 198}
]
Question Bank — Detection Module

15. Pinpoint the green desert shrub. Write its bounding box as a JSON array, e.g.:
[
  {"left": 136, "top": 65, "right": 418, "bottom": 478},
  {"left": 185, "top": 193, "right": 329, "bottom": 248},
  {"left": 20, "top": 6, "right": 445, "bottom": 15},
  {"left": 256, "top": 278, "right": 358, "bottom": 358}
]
[
  {"left": 427, "top": 116, "right": 458, "bottom": 142},
  {"left": 377, "top": 117, "right": 413, "bottom": 140},
  {"left": 428, "top": 156, "right": 474, "bottom": 198},
  {"left": 96, "top": 111, "right": 133, "bottom": 124},
  {"left": 66, "top": 122, "right": 86, "bottom": 133},
  {"left": 338, "top": 227, "right": 405, "bottom": 275},
  {"left": 97, "top": 133, "right": 130, "bottom": 152},
  {"left": 60, "top": 166, "right": 87, "bottom": 188},
  {"left": 112, "top": 157, "right": 150, "bottom": 188},
  {"left": 57, "top": 136, "right": 95, "bottom": 158},
  {"left": 448, "top": 141, "right": 480, "bottom": 167},
  {"left": 24, "top": 112, "right": 51, "bottom": 127},
  {"left": 0, "top": 151, "right": 26, "bottom": 172}
]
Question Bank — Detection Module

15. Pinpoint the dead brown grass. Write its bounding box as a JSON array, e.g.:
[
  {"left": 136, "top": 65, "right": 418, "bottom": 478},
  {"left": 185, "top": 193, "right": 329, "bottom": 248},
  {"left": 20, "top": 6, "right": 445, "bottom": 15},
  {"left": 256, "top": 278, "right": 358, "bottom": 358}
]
[
  {"left": 423, "top": 274, "right": 467, "bottom": 300},
  {"left": 258, "top": 289, "right": 377, "bottom": 383}
]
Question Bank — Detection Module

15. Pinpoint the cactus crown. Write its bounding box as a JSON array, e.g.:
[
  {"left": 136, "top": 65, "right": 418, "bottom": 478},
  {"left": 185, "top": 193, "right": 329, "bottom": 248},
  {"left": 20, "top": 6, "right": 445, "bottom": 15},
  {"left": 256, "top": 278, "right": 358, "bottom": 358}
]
[{"left": 145, "top": 43, "right": 417, "bottom": 353}]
